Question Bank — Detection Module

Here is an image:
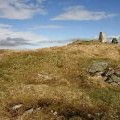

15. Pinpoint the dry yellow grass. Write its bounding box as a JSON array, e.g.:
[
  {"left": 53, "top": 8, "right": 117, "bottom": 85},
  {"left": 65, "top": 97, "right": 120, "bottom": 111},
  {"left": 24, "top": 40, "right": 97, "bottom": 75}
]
[{"left": 0, "top": 41, "right": 120, "bottom": 120}]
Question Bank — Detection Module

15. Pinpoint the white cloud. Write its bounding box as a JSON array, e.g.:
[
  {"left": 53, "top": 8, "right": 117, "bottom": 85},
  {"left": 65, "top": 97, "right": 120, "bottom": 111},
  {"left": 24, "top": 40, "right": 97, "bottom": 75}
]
[
  {"left": 31, "top": 24, "right": 63, "bottom": 30},
  {"left": 0, "top": 23, "right": 68, "bottom": 49},
  {"left": 0, "top": 23, "right": 48, "bottom": 45},
  {"left": 0, "top": 0, "right": 46, "bottom": 20},
  {"left": 0, "top": 23, "right": 12, "bottom": 29},
  {"left": 52, "top": 6, "right": 116, "bottom": 21}
]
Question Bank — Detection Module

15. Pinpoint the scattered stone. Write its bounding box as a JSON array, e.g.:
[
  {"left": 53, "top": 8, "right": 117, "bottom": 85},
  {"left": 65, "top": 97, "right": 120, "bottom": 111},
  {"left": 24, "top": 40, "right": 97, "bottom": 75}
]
[
  {"left": 53, "top": 111, "right": 58, "bottom": 116},
  {"left": 36, "top": 107, "right": 41, "bottom": 111},
  {"left": 51, "top": 110, "right": 54, "bottom": 113},
  {"left": 111, "top": 38, "right": 119, "bottom": 44},
  {"left": 88, "top": 62, "right": 108, "bottom": 76},
  {"left": 22, "top": 108, "right": 34, "bottom": 117},
  {"left": 12, "top": 104, "right": 23, "bottom": 110},
  {"left": 99, "top": 32, "right": 107, "bottom": 43},
  {"left": 51, "top": 110, "right": 58, "bottom": 116}
]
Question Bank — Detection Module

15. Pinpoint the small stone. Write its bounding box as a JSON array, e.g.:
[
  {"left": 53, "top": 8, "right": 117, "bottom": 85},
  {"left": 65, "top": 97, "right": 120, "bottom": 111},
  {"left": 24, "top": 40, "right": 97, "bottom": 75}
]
[
  {"left": 53, "top": 111, "right": 57, "bottom": 116},
  {"left": 22, "top": 108, "right": 34, "bottom": 117},
  {"left": 36, "top": 107, "right": 41, "bottom": 111},
  {"left": 51, "top": 110, "right": 54, "bottom": 113},
  {"left": 12, "top": 104, "right": 23, "bottom": 110}
]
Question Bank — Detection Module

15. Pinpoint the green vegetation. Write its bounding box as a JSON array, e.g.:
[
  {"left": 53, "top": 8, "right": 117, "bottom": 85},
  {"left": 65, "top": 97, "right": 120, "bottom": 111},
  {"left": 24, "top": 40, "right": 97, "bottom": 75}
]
[{"left": 0, "top": 41, "right": 120, "bottom": 119}]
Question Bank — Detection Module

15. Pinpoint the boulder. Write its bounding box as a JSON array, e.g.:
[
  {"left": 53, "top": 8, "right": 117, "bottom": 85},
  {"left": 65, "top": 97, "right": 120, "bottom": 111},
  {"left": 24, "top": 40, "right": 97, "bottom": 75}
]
[
  {"left": 88, "top": 62, "right": 109, "bottom": 76},
  {"left": 111, "top": 38, "right": 118, "bottom": 44}
]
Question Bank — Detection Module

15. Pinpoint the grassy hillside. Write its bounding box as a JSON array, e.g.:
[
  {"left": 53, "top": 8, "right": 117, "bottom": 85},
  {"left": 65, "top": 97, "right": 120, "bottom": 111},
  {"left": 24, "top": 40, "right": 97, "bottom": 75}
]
[{"left": 0, "top": 41, "right": 120, "bottom": 120}]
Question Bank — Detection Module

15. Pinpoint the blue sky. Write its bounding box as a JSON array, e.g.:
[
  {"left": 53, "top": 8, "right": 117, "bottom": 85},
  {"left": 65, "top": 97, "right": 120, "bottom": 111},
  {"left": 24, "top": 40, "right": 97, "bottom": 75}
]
[{"left": 0, "top": 0, "right": 120, "bottom": 49}]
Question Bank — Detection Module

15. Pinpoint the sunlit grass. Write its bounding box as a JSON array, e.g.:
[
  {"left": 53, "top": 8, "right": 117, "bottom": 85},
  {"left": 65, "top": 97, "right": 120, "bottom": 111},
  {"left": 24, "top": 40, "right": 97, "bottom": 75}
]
[{"left": 0, "top": 41, "right": 120, "bottom": 119}]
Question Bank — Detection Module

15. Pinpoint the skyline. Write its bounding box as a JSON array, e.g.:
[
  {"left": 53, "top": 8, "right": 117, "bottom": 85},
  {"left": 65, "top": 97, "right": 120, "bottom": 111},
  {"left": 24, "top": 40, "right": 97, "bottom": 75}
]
[{"left": 0, "top": 0, "right": 120, "bottom": 49}]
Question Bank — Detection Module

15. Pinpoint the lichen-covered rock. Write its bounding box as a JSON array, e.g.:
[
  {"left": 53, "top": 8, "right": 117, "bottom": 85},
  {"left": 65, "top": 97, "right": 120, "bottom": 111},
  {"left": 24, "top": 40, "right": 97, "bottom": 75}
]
[
  {"left": 88, "top": 62, "right": 109, "bottom": 76},
  {"left": 109, "top": 75, "right": 120, "bottom": 83}
]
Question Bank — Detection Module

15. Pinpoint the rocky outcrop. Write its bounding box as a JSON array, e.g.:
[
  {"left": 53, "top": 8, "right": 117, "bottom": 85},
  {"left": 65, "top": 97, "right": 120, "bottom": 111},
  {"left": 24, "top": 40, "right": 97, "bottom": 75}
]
[
  {"left": 88, "top": 62, "right": 109, "bottom": 76},
  {"left": 88, "top": 62, "right": 120, "bottom": 85}
]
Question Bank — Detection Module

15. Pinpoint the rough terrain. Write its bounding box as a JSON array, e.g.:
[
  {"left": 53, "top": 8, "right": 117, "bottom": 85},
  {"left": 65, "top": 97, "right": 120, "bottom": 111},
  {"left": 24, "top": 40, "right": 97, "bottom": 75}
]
[{"left": 0, "top": 41, "right": 120, "bottom": 120}]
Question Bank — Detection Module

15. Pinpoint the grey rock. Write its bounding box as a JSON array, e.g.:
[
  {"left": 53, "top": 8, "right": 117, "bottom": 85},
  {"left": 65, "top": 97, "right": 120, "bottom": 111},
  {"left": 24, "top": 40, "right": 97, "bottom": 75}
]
[
  {"left": 88, "top": 62, "right": 109, "bottom": 76},
  {"left": 106, "top": 75, "right": 120, "bottom": 84},
  {"left": 111, "top": 38, "right": 118, "bottom": 44},
  {"left": 102, "top": 68, "right": 114, "bottom": 77},
  {"left": 111, "top": 75, "right": 120, "bottom": 83},
  {"left": 105, "top": 77, "right": 114, "bottom": 83}
]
